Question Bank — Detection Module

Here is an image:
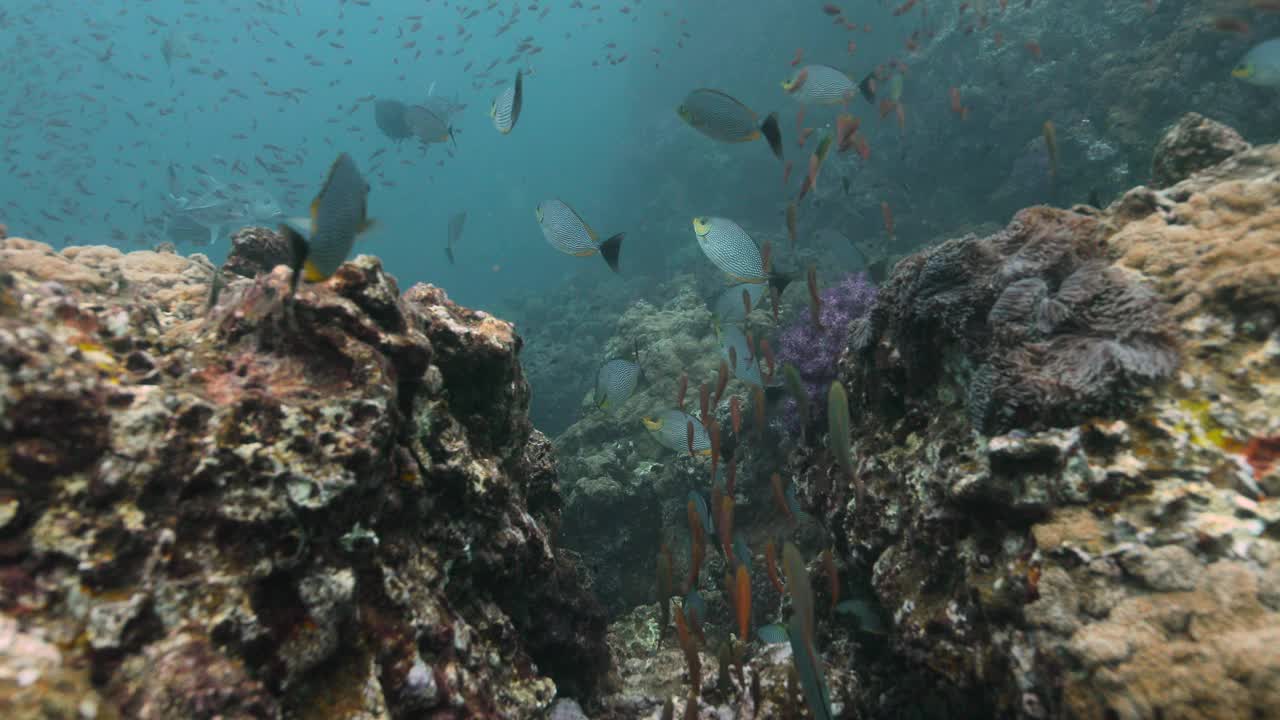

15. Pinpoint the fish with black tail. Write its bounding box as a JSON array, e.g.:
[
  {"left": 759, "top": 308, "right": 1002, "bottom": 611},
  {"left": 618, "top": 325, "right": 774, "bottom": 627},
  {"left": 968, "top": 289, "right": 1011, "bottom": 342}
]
[
  {"left": 536, "top": 199, "right": 625, "bottom": 272},
  {"left": 281, "top": 152, "right": 376, "bottom": 298},
  {"left": 677, "top": 88, "right": 783, "bottom": 161}
]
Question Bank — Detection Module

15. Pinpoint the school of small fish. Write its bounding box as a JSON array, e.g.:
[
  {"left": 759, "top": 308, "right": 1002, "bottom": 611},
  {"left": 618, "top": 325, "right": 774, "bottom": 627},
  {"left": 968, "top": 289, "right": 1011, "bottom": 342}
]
[{"left": 4, "top": 2, "right": 1278, "bottom": 715}]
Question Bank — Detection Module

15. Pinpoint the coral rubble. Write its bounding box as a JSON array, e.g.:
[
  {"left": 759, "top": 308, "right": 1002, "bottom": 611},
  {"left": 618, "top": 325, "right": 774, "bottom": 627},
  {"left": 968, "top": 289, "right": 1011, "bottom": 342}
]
[{"left": 0, "top": 240, "right": 609, "bottom": 718}]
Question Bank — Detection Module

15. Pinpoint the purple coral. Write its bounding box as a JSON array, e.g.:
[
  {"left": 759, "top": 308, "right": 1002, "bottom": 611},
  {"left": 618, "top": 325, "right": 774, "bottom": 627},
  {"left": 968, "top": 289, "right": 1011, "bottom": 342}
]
[{"left": 777, "top": 272, "right": 876, "bottom": 434}]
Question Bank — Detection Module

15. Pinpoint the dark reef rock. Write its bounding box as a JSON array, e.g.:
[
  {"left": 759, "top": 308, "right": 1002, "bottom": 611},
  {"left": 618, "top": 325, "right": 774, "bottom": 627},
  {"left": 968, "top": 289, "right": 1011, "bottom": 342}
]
[
  {"left": 850, "top": 205, "right": 1179, "bottom": 436},
  {"left": 799, "top": 137, "right": 1280, "bottom": 719},
  {"left": 223, "top": 226, "right": 293, "bottom": 278},
  {"left": 1150, "top": 112, "right": 1250, "bottom": 189},
  {"left": 0, "top": 241, "right": 610, "bottom": 718}
]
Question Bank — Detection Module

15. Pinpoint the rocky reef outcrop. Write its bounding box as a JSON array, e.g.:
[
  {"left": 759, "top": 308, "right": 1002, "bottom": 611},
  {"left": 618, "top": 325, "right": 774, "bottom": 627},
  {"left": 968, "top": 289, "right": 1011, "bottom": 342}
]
[
  {"left": 0, "top": 239, "right": 609, "bottom": 718},
  {"left": 803, "top": 117, "right": 1280, "bottom": 718}
]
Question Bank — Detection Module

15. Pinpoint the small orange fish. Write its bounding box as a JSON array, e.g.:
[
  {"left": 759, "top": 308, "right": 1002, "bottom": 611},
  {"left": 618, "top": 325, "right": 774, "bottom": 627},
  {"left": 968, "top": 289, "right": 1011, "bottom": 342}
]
[
  {"left": 854, "top": 134, "right": 870, "bottom": 160},
  {"left": 878, "top": 98, "right": 896, "bottom": 119},
  {"left": 797, "top": 127, "right": 814, "bottom": 147},
  {"left": 759, "top": 338, "right": 775, "bottom": 381},
  {"left": 822, "top": 3, "right": 842, "bottom": 15},
  {"left": 949, "top": 86, "right": 962, "bottom": 114},
  {"left": 892, "top": 0, "right": 918, "bottom": 16},
  {"left": 881, "top": 200, "right": 895, "bottom": 237},
  {"left": 1025, "top": 40, "right": 1042, "bottom": 60},
  {"left": 796, "top": 108, "right": 806, "bottom": 128},
  {"left": 798, "top": 152, "right": 820, "bottom": 200},
  {"left": 783, "top": 160, "right": 793, "bottom": 186},
  {"left": 1212, "top": 17, "right": 1251, "bottom": 35},
  {"left": 847, "top": 39, "right": 857, "bottom": 54},
  {"left": 790, "top": 47, "right": 804, "bottom": 66},
  {"left": 836, "top": 114, "right": 861, "bottom": 152}
]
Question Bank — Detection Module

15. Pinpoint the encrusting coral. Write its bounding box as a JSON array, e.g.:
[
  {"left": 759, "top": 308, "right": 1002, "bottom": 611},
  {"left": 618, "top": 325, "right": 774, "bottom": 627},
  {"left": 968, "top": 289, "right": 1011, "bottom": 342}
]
[
  {"left": 849, "top": 206, "right": 1179, "bottom": 435},
  {"left": 792, "top": 115, "right": 1280, "bottom": 719},
  {"left": 0, "top": 239, "right": 610, "bottom": 718}
]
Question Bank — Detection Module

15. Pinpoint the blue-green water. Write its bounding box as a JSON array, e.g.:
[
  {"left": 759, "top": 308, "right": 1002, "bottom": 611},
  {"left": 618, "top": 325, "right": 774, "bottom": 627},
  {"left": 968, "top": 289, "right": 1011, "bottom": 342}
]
[{"left": 1, "top": 0, "right": 1274, "bottom": 339}]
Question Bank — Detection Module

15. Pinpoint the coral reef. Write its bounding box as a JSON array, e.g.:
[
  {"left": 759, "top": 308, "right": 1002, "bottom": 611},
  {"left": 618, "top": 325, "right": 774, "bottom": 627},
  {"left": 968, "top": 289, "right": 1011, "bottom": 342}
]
[
  {"left": 553, "top": 284, "right": 731, "bottom": 617},
  {"left": 223, "top": 226, "right": 294, "bottom": 278},
  {"left": 794, "top": 120, "right": 1280, "bottom": 718},
  {"left": 849, "top": 205, "right": 1179, "bottom": 436},
  {"left": 0, "top": 238, "right": 609, "bottom": 717},
  {"left": 1149, "top": 112, "right": 1251, "bottom": 189}
]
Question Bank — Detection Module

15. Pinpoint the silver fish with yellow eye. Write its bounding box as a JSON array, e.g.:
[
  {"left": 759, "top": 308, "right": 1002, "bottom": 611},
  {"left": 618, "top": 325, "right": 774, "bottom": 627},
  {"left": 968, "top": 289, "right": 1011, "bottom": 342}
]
[
  {"left": 692, "top": 216, "right": 767, "bottom": 284},
  {"left": 641, "top": 409, "right": 712, "bottom": 455}
]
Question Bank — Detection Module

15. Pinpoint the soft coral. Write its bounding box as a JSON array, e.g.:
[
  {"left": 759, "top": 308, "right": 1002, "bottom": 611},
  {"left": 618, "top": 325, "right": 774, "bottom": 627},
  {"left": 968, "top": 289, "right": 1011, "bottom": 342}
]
[{"left": 777, "top": 272, "right": 876, "bottom": 435}]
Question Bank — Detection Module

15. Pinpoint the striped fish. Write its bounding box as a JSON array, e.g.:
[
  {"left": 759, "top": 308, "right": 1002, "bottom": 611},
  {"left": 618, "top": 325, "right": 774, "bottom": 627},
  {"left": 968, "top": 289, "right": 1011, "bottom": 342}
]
[
  {"left": 281, "top": 152, "right": 376, "bottom": 295},
  {"left": 535, "top": 199, "right": 625, "bottom": 272},
  {"left": 677, "top": 89, "right": 783, "bottom": 161},
  {"left": 642, "top": 410, "right": 712, "bottom": 455},
  {"left": 692, "top": 216, "right": 766, "bottom": 283},
  {"left": 490, "top": 70, "right": 523, "bottom": 135},
  {"left": 594, "top": 357, "right": 641, "bottom": 411},
  {"left": 782, "top": 65, "right": 864, "bottom": 106}
]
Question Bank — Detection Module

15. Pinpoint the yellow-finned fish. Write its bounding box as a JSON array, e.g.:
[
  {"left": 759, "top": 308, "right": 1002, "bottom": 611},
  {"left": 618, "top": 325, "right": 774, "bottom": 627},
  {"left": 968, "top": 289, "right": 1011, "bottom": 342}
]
[
  {"left": 281, "top": 152, "right": 376, "bottom": 296},
  {"left": 692, "top": 216, "right": 767, "bottom": 283},
  {"left": 641, "top": 409, "right": 712, "bottom": 455},
  {"left": 490, "top": 70, "right": 523, "bottom": 134},
  {"left": 1233, "top": 38, "right": 1280, "bottom": 87},
  {"left": 404, "top": 104, "right": 456, "bottom": 146},
  {"left": 677, "top": 89, "right": 783, "bottom": 161},
  {"left": 535, "top": 199, "right": 625, "bottom": 273}
]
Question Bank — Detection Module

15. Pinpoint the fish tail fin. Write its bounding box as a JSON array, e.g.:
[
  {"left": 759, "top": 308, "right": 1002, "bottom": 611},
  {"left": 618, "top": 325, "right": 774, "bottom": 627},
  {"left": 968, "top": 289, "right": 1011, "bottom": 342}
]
[
  {"left": 281, "top": 224, "right": 309, "bottom": 300},
  {"left": 858, "top": 72, "right": 877, "bottom": 103},
  {"left": 599, "top": 232, "right": 625, "bottom": 273},
  {"left": 769, "top": 270, "right": 794, "bottom": 296},
  {"left": 445, "top": 247, "right": 455, "bottom": 265},
  {"left": 761, "top": 112, "right": 783, "bottom": 161}
]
